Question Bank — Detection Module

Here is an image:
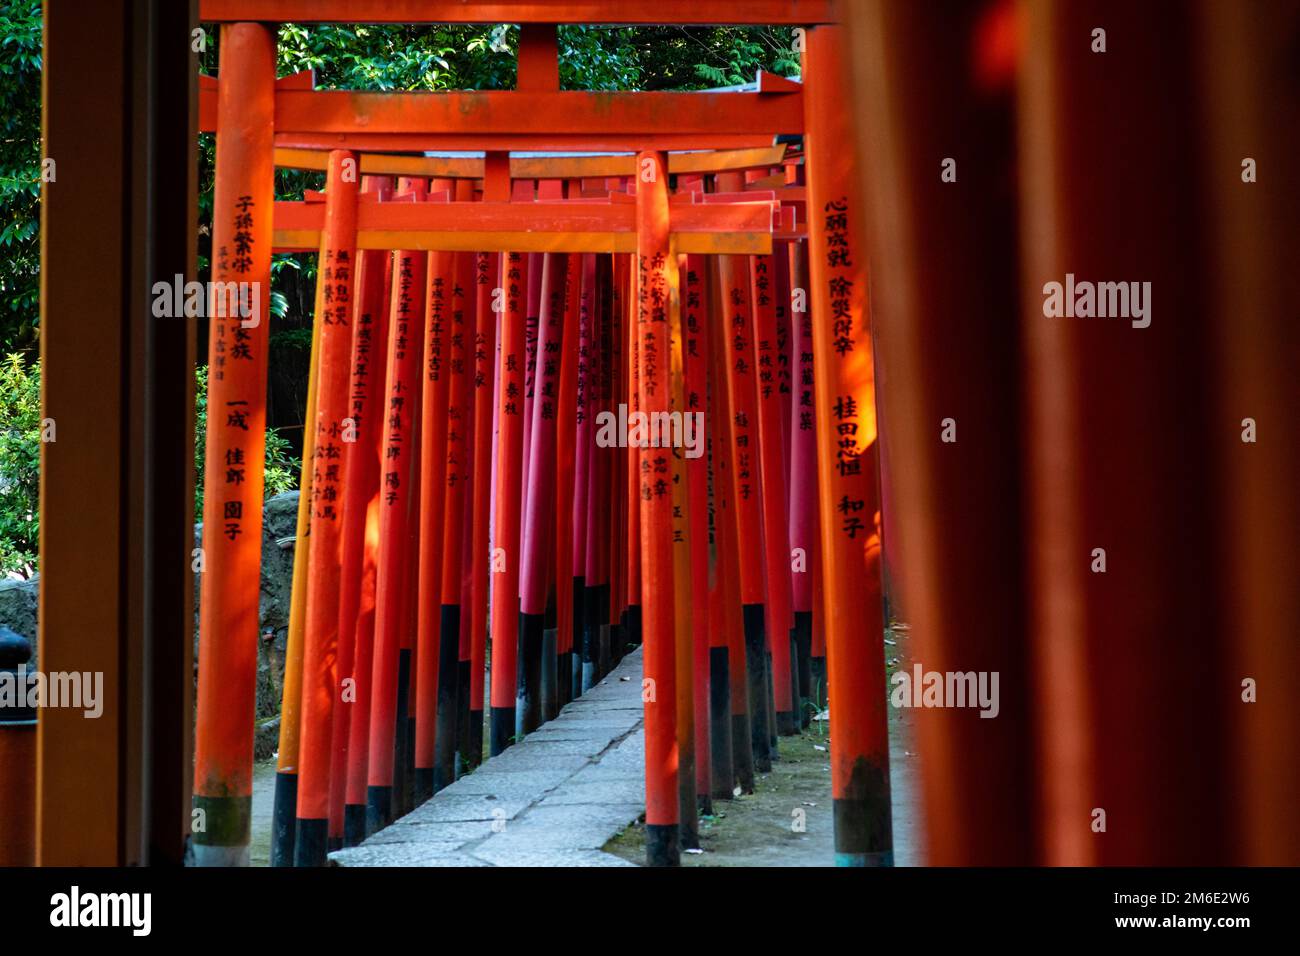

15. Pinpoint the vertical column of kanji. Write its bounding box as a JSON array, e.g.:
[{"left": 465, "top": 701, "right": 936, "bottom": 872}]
[
  {"left": 683, "top": 254, "right": 714, "bottom": 814},
  {"left": 414, "top": 245, "right": 453, "bottom": 804},
  {"left": 489, "top": 252, "right": 528, "bottom": 755},
  {"left": 670, "top": 252, "right": 698, "bottom": 852},
  {"left": 438, "top": 198, "right": 475, "bottom": 790},
  {"left": 805, "top": 25, "right": 893, "bottom": 867},
  {"left": 786, "top": 239, "right": 817, "bottom": 729},
  {"left": 554, "top": 252, "right": 582, "bottom": 709},
  {"left": 467, "top": 249, "right": 497, "bottom": 769},
  {"left": 717, "top": 248, "right": 772, "bottom": 773},
  {"left": 750, "top": 251, "right": 797, "bottom": 736},
  {"left": 522, "top": 253, "right": 568, "bottom": 729},
  {"left": 192, "top": 22, "right": 275, "bottom": 868},
  {"left": 636, "top": 150, "right": 680, "bottom": 867},
  {"left": 333, "top": 178, "right": 393, "bottom": 848},
  {"left": 366, "top": 217, "right": 429, "bottom": 833},
  {"left": 708, "top": 258, "right": 752, "bottom": 795},
  {"left": 293, "top": 150, "right": 359, "bottom": 867}
]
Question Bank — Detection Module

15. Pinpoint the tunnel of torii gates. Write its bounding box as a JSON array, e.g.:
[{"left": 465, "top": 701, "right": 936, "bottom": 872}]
[{"left": 36, "top": 0, "right": 891, "bottom": 870}]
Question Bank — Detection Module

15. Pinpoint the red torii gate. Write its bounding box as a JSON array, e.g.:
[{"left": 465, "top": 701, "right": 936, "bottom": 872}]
[{"left": 189, "top": 2, "right": 887, "bottom": 870}]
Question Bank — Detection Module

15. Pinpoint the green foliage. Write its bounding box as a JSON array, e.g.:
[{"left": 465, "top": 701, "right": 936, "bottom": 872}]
[
  {"left": 193, "top": 366, "right": 301, "bottom": 522},
  {"left": 0, "top": 352, "right": 39, "bottom": 577},
  {"left": 0, "top": 0, "right": 43, "bottom": 353}
]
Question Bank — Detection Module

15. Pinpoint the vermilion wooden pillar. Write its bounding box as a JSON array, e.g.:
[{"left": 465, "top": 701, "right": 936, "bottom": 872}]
[
  {"left": 366, "top": 201, "right": 428, "bottom": 831},
  {"left": 787, "top": 239, "right": 817, "bottom": 728},
  {"left": 840, "top": 0, "right": 1032, "bottom": 866},
  {"left": 467, "top": 249, "right": 497, "bottom": 770},
  {"left": 271, "top": 290, "right": 319, "bottom": 867},
  {"left": 716, "top": 250, "right": 772, "bottom": 773},
  {"left": 191, "top": 21, "right": 276, "bottom": 867},
  {"left": 1015, "top": 1, "right": 1233, "bottom": 865},
  {"left": 636, "top": 150, "right": 680, "bottom": 867},
  {"left": 683, "top": 254, "right": 715, "bottom": 812},
  {"left": 749, "top": 251, "right": 796, "bottom": 736},
  {"left": 489, "top": 251, "right": 528, "bottom": 754},
  {"left": 437, "top": 211, "right": 476, "bottom": 789},
  {"left": 804, "top": 23, "right": 893, "bottom": 867},
  {"left": 294, "top": 149, "right": 359, "bottom": 866},
  {"left": 413, "top": 245, "right": 454, "bottom": 803},
  {"left": 1196, "top": 0, "right": 1300, "bottom": 865},
  {"left": 334, "top": 179, "right": 393, "bottom": 846}
]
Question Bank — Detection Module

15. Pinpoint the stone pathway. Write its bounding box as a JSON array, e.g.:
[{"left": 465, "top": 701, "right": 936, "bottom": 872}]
[{"left": 330, "top": 647, "right": 646, "bottom": 867}]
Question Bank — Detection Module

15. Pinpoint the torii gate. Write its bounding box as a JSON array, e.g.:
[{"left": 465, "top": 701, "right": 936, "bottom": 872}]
[{"left": 37, "top": 0, "right": 890, "bottom": 871}]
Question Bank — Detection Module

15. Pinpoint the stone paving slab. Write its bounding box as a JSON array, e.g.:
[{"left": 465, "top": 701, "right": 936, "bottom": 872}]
[{"left": 330, "top": 647, "right": 646, "bottom": 868}]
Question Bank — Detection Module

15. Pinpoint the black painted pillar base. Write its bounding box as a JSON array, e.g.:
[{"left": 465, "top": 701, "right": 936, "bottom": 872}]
[
  {"left": 489, "top": 705, "right": 515, "bottom": 756},
  {"left": 598, "top": 623, "right": 612, "bottom": 680},
  {"left": 269, "top": 770, "right": 297, "bottom": 868},
  {"left": 455, "top": 657, "right": 472, "bottom": 776},
  {"left": 413, "top": 768, "right": 434, "bottom": 805},
  {"left": 435, "top": 606, "right": 460, "bottom": 793},
  {"left": 709, "top": 647, "right": 734, "bottom": 800},
  {"left": 834, "top": 790, "right": 894, "bottom": 868},
  {"left": 679, "top": 750, "right": 699, "bottom": 850},
  {"left": 766, "top": 650, "right": 778, "bottom": 753},
  {"left": 517, "top": 611, "right": 545, "bottom": 734},
  {"left": 343, "top": 804, "right": 366, "bottom": 847},
  {"left": 609, "top": 622, "right": 625, "bottom": 666},
  {"left": 732, "top": 713, "right": 755, "bottom": 794},
  {"left": 365, "top": 785, "right": 392, "bottom": 837},
  {"left": 393, "top": 648, "right": 412, "bottom": 818},
  {"left": 627, "top": 603, "right": 642, "bottom": 647},
  {"left": 466, "top": 708, "right": 484, "bottom": 770},
  {"left": 292, "top": 818, "right": 329, "bottom": 867},
  {"left": 792, "top": 612, "right": 813, "bottom": 728},
  {"left": 541, "top": 627, "right": 559, "bottom": 720},
  {"left": 811, "top": 655, "right": 828, "bottom": 713},
  {"left": 645, "top": 823, "right": 681, "bottom": 867},
  {"left": 776, "top": 709, "right": 799, "bottom": 736},
  {"left": 581, "top": 584, "right": 598, "bottom": 692},
  {"left": 742, "top": 603, "right": 772, "bottom": 772}
]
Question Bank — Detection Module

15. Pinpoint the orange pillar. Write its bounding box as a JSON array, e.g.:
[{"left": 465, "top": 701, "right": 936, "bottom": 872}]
[
  {"left": 192, "top": 21, "right": 275, "bottom": 867},
  {"left": 717, "top": 248, "right": 772, "bottom": 772},
  {"left": 750, "top": 252, "right": 797, "bottom": 735},
  {"left": 787, "top": 239, "right": 817, "bottom": 727},
  {"left": 708, "top": 261, "right": 753, "bottom": 794},
  {"left": 489, "top": 251, "right": 528, "bottom": 754},
  {"left": 293, "top": 149, "right": 359, "bottom": 866},
  {"left": 636, "top": 150, "right": 679, "bottom": 866},
  {"left": 413, "top": 243, "right": 454, "bottom": 803},
  {"left": 554, "top": 252, "right": 582, "bottom": 707},
  {"left": 467, "top": 250, "right": 497, "bottom": 769},
  {"left": 683, "top": 254, "right": 716, "bottom": 810},
  {"left": 365, "top": 190, "right": 428, "bottom": 831},
  {"left": 438, "top": 204, "right": 475, "bottom": 788},
  {"left": 670, "top": 253, "right": 698, "bottom": 850},
  {"left": 805, "top": 24, "right": 892, "bottom": 866},
  {"left": 333, "top": 179, "right": 393, "bottom": 847}
]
